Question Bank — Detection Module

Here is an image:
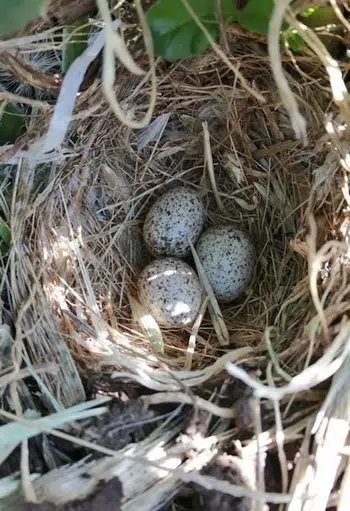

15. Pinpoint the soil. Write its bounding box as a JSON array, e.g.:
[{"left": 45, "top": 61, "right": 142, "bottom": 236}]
[
  {"left": 17, "top": 476, "right": 123, "bottom": 511},
  {"left": 192, "top": 454, "right": 256, "bottom": 511}
]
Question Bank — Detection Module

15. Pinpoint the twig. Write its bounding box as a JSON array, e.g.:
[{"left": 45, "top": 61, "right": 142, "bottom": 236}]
[
  {"left": 0, "top": 27, "right": 62, "bottom": 50},
  {"left": 329, "top": 0, "right": 350, "bottom": 33},
  {"left": 304, "top": 358, "right": 350, "bottom": 511},
  {"left": 267, "top": 364, "right": 289, "bottom": 511},
  {"left": 0, "top": 50, "right": 60, "bottom": 91},
  {"left": 307, "top": 215, "right": 347, "bottom": 343},
  {"left": 265, "top": 327, "right": 292, "bottom": 382},
  {"left": 268, "top": 0, "right": 308, "bottom": 144},
  {"left": 287, "top": 419, "right": 314, "bottom": 511},
  {"left": 252, "top": 397, "right": 265, "bottom": 511},
  {"left": 189, "top": 240, "right": 229, "bottom": 345},
  {"left": 338, "top": 456, "right": 350, "bottom": 511},
  {"left": 284, "top": 7, "right": 350, "bottom": 136},
  {"left": 0, "top": 91, "right": 50, "bottom": 110},
  {"left": 181, "top": 472, "right": 294, "bottom": 504},
  {"left": 0, "top": 364, "right": 56, "bottom": 388},
  {"left": 202, "top": 121, "right": 223, "bottom": 210},
  {"left": 21, "top": 439, "right": 37, "bottom": 503},
  {"left": 180, "top": 0, "right": 265, "bottom": 104},
  {"left": 185, "top": 296, "right": 209, "bottom": 371},
  {"left": 96, "top": 0, "right": 157, "bottom": 129},
  {"left": 226, "top": 324, "right": 350, "bottom": 400},
  {"left": 142, "top": 391, "right": 235, "bottom": 419},
  {"left": 111, "top": 347, "right": 254, "bottom": 391},
  {"left": 216, "top": 0, "right": 229, "bottom": 53}
]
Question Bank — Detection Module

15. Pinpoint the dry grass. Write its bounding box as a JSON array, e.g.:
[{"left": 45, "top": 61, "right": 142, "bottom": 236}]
[
  {"left": 0, "top": 1, "right": 350, "bottom": 510},
  {"left": 30, "top": 41, "right": 330, "bottom": 376}
]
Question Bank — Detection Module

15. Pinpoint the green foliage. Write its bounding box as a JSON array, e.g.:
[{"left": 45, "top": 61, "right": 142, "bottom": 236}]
[
  {"left": 0, "top": 220, "right": 11, "bottom": 254},
  {"left": 298, "top": 6, "right": 338, "bottom": 27},
  {"left": 146, "top": 0, "right": 225, "bottom": 60},
  {"left": 147, "top": 0, "right": 334, "bottom": 60},
  {"left": 147, "top": 0, "right": 276, "bottom": 59},
  {"left": 0, "top": 0, "right": 47, "bottom": 37},
  {"left": 62, "top": 17, "right": 89, "bottom": 73},
  {"left": 0, "top": 100, "right": 25, "bottom": 145},
  {"left": 231, "top": 0, "right": 275, "bottom": 35},
  {"left": 282, "top": 28, "right": 304, "bottom": 53}
]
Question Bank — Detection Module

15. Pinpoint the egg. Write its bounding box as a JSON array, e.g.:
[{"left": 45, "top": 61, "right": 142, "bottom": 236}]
[
  {"left": 143, "top": 187, "right": 205, "bottom": 257},
  {"left": 196, "top": 226, "right": 255, "bottom": 303},
  {"left": 138, "top": 258, "right": 202, "bottom": 326}
]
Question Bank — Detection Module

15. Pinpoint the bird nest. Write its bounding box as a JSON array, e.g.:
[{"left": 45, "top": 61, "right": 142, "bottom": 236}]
[{"left": 1, "top": 4, "right": 350, "bottom": 511}]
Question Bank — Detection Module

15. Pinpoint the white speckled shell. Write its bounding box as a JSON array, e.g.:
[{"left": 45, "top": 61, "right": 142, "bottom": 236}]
[
  {"left": 138, "top": 258, "right": 202, "bottom": 326},
  {"left": 143, "top": 187, "right": 205, "bottom": 257},
  {"left": 196, "top": 226, "right": 255, "bottom": 303}
]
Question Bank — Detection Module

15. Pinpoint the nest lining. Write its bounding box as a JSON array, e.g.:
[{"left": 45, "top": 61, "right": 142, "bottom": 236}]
[{"left": 6, "top": 37, "right": 343, "bottom": 392}]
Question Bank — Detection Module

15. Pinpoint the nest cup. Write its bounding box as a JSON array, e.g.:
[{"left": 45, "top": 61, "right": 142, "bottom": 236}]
[{"left": 10, "top": 39, "right": 343, "bottom": 390}]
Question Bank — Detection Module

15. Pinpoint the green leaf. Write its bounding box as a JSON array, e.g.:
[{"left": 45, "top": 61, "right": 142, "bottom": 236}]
[
  {"left": 0, "top": 0, "right": 48, "bottom": 37},
  {"left": 0, "top": 97, "right": 26, "bottom": 145},
  {"left": 231, "top": 0, "right": 274, "bottom": 35},
  {"left": 299, "top": 6, "right": 339, "bottom": 28},
  {"left": 282, "top": 28, "right": 304, "bottom": 53},
  {"left": 62, "top": 17, "right": 89, "bottom": 73},
  {"left": 0, "top": 220, "right": 11, "bottom": 254},
  {"left": 299, "top": 8, "right": 318, "bottom": 19},
  {"left": 147, "top": 0, "right": 222, "bottom": 60}
]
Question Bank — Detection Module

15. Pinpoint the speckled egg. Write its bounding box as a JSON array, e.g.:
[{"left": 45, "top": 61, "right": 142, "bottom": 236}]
[
  {"left": 143, "top": 187, "right": 205, "bottom": 257},
  {"left": 138, "top": 258, "right": 202, "bottom": 326},
  {"left": 196, "top": 226, "right": 255, "bottom": 303}
]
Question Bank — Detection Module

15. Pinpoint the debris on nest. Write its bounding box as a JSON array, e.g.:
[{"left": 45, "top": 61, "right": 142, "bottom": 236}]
[
  {"left": 193, "top": 453, "right": 255, "bottom": 511},
  {"left": 18, "top": 475, "right": 123, "bottom": 511}
]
